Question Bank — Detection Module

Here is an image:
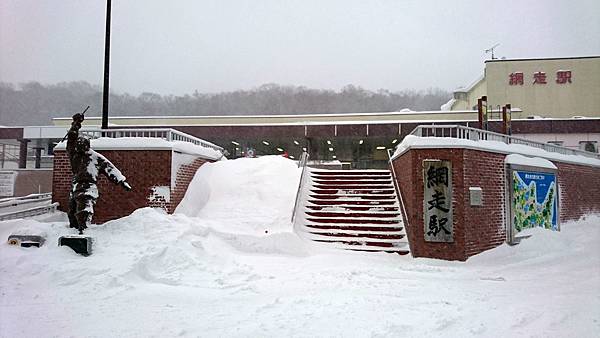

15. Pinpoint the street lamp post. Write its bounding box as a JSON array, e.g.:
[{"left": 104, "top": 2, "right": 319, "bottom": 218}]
[{"left": 101, "top": 0, "right": 112, "bottom": 129}]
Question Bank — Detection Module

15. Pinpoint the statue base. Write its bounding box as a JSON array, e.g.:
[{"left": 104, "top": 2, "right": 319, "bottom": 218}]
[
  {"left": 59, "top": 235, "right": 93, "bottom": 256},
  {"left": 7, "top": 235, "right": 46, "bottom": 248}
]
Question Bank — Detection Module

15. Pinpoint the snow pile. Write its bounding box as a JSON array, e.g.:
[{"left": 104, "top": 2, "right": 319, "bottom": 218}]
[
  {"left": 176, "top": 156, "right": 302, "bottom": 235},
  {"left": 1, "top": 156, "right": 599, "bottom": 337}
]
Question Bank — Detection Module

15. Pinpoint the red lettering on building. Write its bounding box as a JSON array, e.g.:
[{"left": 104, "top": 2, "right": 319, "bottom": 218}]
[
  {"left": 509, "top": 72, "right": 524, "bottom": 85},
  {"left": 533, "top": 71, "right": 547, "bottom": 84},
  {"left": 556, "top": 70, "right": 572, "bottom": 84}
]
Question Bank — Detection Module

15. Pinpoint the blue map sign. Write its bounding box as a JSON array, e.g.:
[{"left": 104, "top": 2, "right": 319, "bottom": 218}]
[{"left": 512, "top": 170, "right": 558, "bottom": 231}]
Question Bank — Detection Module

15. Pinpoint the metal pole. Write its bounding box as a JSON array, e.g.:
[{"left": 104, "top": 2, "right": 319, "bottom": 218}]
[{"left": 101, "top": 0, "right": 112, "bottom": 130}]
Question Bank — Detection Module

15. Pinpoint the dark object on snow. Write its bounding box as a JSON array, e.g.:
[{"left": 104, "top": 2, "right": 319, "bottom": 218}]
[
  {"left": 67, "top": 113, "right": 132, "bottom": 234},
  {"left": 7, "top": 234, "right": 46, "bottom": 248},
  {"left": 59, "top": 235, "right": 93, "bottom": 256}
]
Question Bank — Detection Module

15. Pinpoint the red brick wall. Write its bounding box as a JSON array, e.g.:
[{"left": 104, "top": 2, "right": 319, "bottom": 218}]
[
  {"left": 52, "top": 151, "right": 71, "bottom": 211},
  {"left": 462, "top": 150, "right": 507, "bottom": 258},
  {"left": 52, "top": 149, "right": 213, "bottom": 224},
  {"left": 392, "top": 147, "right": 600, "bottom": 261},
  {"left": 169, "top": 157, "right": 209, "bottom": 213},
  {"left": 392, "top": 148, "right": 468, "bottom": 261},
  {"left": 556, "top": 162, "right": 600, "bottom": 221}
]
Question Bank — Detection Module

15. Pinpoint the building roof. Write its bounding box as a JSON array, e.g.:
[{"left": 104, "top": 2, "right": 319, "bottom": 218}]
[{"left": 485, "top": 55, "right": 600, "bottom": 63}]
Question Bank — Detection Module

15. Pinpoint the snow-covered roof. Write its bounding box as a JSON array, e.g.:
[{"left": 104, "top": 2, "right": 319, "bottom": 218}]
[
  {"left": 440, "top": 98, "right": 457, "bottom": 111},
  {"left": 55, "top": 137, "right": 223, "bottom": 161},
  {"left": 455, "top": 75, "right": 485, "bottom": 93},
  {"left": 504, "top": 154, "right": 557, "bottom": 170},
  {"left": 392, "top": 135, "right": 600, "bottom": 167}
]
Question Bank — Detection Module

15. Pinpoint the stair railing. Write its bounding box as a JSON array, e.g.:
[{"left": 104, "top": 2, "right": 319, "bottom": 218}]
[
  {"left": 387, "top": 148, "right": 410, "bottom": 232},
  {"left": 291, "top": 151, "right": 310, "bottom": 227}
]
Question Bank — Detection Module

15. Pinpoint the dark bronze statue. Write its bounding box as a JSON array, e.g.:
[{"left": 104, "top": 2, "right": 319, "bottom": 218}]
[{"left": 67, "top": 113, "right": 131, "bottom": 234}]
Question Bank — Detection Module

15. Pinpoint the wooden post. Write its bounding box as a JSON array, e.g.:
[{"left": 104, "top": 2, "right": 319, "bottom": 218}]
[
  {"left": 481, "top": 96, "right": 488, "bottom": 131},
  {"left": 505, "top": 103, "right": 512, "bottom": 136},
  {"left": 477, "top": 98, "right": 483, "bottom": 130}
]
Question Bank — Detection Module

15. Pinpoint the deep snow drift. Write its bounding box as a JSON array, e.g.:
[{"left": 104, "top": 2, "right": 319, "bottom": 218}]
[{"left": 1, "top": 156, "right": 599, "bottom": 337}]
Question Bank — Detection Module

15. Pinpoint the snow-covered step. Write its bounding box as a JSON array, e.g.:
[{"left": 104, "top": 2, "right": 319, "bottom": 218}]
[
  {"left": 309, "top": 194, "right": 396, "bottom": 200},
  {"left": 313, "top": 183, "right": 393, "bottom": 188},
  {"left": 305, "top": 217, "right": 402, "bottom": 225},
  {"left": 311, "top": 189, "right": 395, "bottom": 195},
  {"left": 305, "top": 227, "right": 406, "bottom": 236},
  {"left": 332, "top": 243, "right": 410, "bottom": 254},
  {"left": 305, "top": 223, "right": 403, "bottom": 230},
  {"left": 305, "top": 207, "right": 400, "bottom": 214},
  {"left": 308, "top": 199, "right": 398, "bottom": 206},
  {"left": 306, "top": 233, "right": 406, "bottom": 243},
  {"left": 306, "top": 203, "right": 398, "bottom": 209},
  {"left": 305, "top": 211, "right": 400, "bottom": 218}
]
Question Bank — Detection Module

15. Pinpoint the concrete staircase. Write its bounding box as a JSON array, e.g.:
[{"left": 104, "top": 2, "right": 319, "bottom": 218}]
[{"left": 295, "top": 168, "right": 410, "bottom": 254}]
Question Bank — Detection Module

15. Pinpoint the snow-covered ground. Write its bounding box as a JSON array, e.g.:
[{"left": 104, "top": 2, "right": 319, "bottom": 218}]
[{"left": 1, "top": 156, "right": 599, "bottom": 337}]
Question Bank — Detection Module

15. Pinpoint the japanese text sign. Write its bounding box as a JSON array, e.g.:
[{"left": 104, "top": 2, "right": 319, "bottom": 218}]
[{"left": 423, "top": 160, "right": 453, "bottom": 242}]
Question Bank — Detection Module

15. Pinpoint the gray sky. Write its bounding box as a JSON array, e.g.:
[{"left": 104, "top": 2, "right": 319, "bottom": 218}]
[{"left": 1, "top": 0, "right": 599, "bottom": 95}]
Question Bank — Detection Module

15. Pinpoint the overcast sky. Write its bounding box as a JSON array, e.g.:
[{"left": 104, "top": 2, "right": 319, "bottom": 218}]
[{"left": 1, "top": 0, "right": 599, "bottom": 95}]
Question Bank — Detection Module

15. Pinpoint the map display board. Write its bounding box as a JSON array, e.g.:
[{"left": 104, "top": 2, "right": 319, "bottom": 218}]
[{"left": 511, "top": 170, "right": 558, "bottom": 232}]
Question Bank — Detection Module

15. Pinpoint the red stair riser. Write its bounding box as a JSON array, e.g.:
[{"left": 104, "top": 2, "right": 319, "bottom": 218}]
[
  {"left": 306, "top": 218, "right": 399, "bottom": 224},
  {"left": 305, "top": 212, "right": 400, "bottom": 218},
  {"left": 305, "top": 224, "right": 403, "bottom": 232}
]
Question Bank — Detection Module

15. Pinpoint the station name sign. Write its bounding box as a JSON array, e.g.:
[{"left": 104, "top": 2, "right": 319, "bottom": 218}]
[{"left": 509, "top": 70, "right": 572, "bottom": 86}]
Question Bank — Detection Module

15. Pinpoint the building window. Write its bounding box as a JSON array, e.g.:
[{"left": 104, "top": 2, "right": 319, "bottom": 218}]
[
  {"left": 579, "top": 141, "right": 598, "bottom": 153},
  {"left": 547, "top": 141, "right": 564, "bottom": 147}
]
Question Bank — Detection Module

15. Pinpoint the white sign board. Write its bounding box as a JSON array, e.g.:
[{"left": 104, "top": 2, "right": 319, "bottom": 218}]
[
  {"left": 423, "top": 160, "right": 453, "bottom": 242},
  {"left": 0, "top": 171, "right": 16, "bottom": 197}
]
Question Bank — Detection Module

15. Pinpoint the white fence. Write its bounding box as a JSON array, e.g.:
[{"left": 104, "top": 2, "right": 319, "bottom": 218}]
[
  {"left": 80, "top": 128, "right": 225, "bottom": 154},
  {"left": 410, "top": 125, "right": 600, "bottom": 160}
]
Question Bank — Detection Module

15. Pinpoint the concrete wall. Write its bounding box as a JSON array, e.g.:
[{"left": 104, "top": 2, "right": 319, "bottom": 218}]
[{"left": 391, "top": 146, "right": 600, "bottom": 261}]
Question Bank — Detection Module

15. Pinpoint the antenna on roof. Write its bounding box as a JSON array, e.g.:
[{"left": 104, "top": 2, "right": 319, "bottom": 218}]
[{"left": 485, "top": 43, "right": 500, "bottom": 60}]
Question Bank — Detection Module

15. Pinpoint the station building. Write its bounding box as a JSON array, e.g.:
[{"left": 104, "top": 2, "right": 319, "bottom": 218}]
[{"left": 445, "top": 56, "right": 600, "bottom": 119}]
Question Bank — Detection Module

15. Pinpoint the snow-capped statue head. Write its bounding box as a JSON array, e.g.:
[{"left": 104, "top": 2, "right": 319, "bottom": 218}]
[{"left": 76, "top": 137, "right": 90, "bottom": 153}]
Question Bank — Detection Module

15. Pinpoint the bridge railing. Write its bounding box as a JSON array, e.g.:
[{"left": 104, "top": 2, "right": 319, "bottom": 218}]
[{"left": 410, "top": 125, "right": 600, "bottom": 160}]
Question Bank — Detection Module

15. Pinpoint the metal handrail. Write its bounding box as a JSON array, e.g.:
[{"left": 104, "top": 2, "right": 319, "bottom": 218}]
[
  {"left": 0, "top": 195, "right": 52, "bottom": 209},
  {"left": 387, "top": 148, "right": 410, "bottom": 235},
  {"left": 0, "top": 202, "right": 59, "bottom": 221},
  {"left": 291, "top": 151, "right": 310, "bottom": 225},
  {"left": 79, "top": 128, "right": 225, "bottom": 153},
  {"left": 410, "top": 125, "right": 600, "bottom": 160}
]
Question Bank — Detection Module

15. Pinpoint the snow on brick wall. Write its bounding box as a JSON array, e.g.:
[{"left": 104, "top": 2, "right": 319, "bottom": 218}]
[
  {"left": 53, "top": 150, "right": 172, "bottom": 224},
  {"left": 392, "top": 147, "right": 600, "bottom": 261}
]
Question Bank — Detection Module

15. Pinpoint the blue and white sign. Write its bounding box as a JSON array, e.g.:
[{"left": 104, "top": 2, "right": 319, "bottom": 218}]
[{"left": 512, "top": 170, "right": 558, "bottom": 231}]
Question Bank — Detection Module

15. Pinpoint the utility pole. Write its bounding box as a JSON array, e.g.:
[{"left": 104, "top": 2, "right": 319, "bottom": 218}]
[{"left": 101, "top": 0, "right": 112, "bottom": 129}]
